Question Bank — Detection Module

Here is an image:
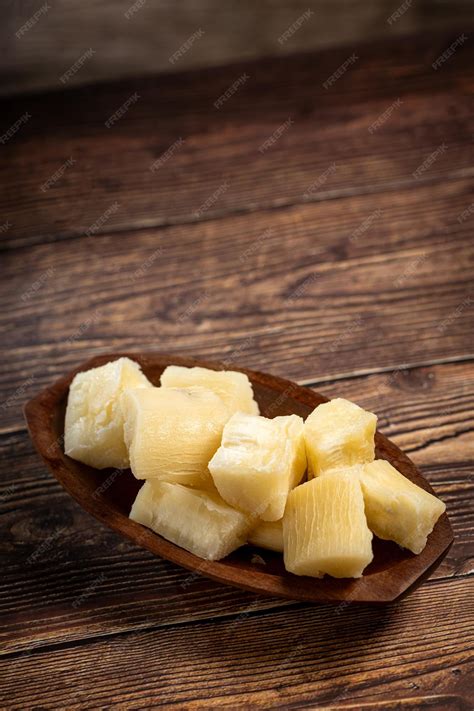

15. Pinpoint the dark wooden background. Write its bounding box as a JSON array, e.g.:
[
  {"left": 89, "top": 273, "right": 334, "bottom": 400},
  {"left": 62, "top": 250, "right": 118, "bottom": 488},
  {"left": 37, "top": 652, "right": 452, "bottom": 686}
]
[
  {"left": 4, "top": 0, "right": 474, "bottom": 96},
  {"left": 1, "top": 29, "right": 473, "bottom": 709}
]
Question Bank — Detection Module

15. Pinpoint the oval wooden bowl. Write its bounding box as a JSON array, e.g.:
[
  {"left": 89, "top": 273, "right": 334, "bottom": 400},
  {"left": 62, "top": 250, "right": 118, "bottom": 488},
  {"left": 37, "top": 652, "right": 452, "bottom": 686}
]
[{"left": 24, "top": 353, "right": 453, "bottom": 604}]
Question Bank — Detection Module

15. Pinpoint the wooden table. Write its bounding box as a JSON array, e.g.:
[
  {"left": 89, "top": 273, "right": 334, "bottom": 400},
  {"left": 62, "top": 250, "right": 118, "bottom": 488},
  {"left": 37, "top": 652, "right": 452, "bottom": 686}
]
[{"left": 1, "top": 32, "right": 473, "bottom": 709}]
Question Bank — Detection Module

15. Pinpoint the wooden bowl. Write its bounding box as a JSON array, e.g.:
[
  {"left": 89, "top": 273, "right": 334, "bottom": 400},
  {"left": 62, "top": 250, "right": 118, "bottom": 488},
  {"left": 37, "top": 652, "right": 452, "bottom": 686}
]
[{"left": 24, "top": 353, "right": 453, "bottom": 603}]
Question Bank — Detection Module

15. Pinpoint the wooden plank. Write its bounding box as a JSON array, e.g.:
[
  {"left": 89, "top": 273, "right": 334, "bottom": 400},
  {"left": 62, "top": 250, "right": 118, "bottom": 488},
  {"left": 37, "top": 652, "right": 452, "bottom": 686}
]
[
  {"left": 4, "top": 2, "right": 474, "bottom": 96},
  {"left": 1, "top": 178, "right": 473, "bottom": 432},
  {"left": 1, "top": 33, "right": 473, "bottom": 247},
  {"left": 1, "top": 361, "right": 472, "bottom": 654},
  {"left": 1, "top": 576, "right": 472, "bottom": 709}
]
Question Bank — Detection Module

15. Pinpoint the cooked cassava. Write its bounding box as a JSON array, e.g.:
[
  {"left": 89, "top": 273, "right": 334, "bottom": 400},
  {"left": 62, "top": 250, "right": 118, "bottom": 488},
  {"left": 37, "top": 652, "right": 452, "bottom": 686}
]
[{"left": 63, "top": 359, "right": 446, "bottom": 579}]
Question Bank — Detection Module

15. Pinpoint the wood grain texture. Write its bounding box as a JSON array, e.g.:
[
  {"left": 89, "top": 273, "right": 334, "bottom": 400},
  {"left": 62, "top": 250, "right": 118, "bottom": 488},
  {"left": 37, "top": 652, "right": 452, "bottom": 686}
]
[
  {"left": 1, "top": 31, "right": 473, "bottom": 709},
  {"left": 1, "top": 177, "right": 473, "bottom": 433},
  {"left": 1, "top": 577, "right": 472, "bottom": 709},
  {"left": 2, "top": 362, "right": 471, "bottom": 656},
  {"left": 1, "top": 32, "right": 473, "bottom": 248},
  {"left": 4, "top": 1, "right": 474, "bottom": 95}
]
